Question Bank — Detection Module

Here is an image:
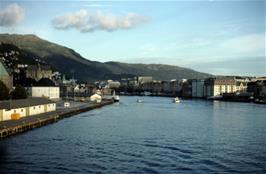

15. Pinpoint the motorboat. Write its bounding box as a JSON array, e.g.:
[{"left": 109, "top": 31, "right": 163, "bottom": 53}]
[
  {"left": 137, "top": 99, "right": 143, "bottom": 103},
  {"left": 174, "top": 97, "right": 180, "bottom": 103},
  {"left": 112, "top": 95, "right": 120, "bottom": 102},
  {"left": 112, "top": 90, "right": 120, "bottom": 102}
]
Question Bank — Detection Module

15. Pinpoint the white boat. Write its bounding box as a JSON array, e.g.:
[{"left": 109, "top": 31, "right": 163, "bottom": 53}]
[
  {"left": 174, "top": 97, "right": 180, "bottom": 103},
  {"left": 113, "top": 95, "right": 120, "bottom": 102},
  {"left": 112, "top": 91, "right": 120, "bottom": 102},
  {"left": 137, "top": 99, "right": 143, "bottom": 103}
]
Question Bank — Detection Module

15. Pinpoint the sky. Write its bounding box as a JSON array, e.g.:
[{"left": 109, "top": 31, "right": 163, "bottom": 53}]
[{"left": 0, "top": 0, "right": 265, "bottom": 76}]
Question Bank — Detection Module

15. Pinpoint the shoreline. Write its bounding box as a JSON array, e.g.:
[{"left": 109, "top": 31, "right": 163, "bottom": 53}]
[
  {"left": 0, "top": 99, "right": 114, "bottom": 140},
  {"left": 119, "top": 94, "right": 266, "bottom": 104}
]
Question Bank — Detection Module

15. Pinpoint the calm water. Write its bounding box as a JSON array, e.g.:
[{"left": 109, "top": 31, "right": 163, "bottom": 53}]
[{"left": 0, "top": 96, "right": 266, "bottom": 173}]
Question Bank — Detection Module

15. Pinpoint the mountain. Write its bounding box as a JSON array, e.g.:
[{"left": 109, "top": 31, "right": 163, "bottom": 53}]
[
  {"left": 0, "top": 34, "right": 212, "bottom": 81},
  {"left": 0, "top": 43, "right": 49, "bottom": 68}
]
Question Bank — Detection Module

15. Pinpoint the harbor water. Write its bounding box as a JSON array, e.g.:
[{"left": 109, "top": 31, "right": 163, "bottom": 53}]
[{"left": 0, "top": 96, "right": 266, "bottom": 173}]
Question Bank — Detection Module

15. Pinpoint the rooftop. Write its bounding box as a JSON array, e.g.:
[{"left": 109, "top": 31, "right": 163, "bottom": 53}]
[
  {"left": 0, "top": 98, "right": 55, "bottom": 110},
  {"left": 0, "top": 60, "right": 9, "bottom": 76}
]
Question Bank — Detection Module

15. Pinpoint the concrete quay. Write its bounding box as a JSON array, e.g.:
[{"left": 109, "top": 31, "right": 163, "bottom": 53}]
[{"left": 0, "top": 99, "right": 114, "bottom": 139}]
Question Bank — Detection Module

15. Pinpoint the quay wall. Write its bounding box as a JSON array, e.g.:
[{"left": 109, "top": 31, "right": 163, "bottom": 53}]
[{"left": 0, "top": 100, "right": 114, "bottom": 139}]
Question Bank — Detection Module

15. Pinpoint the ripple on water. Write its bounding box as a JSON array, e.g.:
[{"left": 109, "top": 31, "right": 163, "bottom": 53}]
[{"left": 0, "top": 96, "right": 266, "bottom": 173}]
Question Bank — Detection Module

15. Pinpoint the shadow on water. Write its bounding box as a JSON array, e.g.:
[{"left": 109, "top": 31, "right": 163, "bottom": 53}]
[{"left": 0, "top": 142, "right": 8, "bottom": 165}]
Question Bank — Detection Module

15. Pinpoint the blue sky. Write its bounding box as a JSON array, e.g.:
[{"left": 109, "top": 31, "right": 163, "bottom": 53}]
[{"left": 0, "top": 0, "right": 265, "bottom": 76}]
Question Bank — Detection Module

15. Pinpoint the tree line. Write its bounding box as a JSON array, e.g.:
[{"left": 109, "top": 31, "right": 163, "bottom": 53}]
[{"left": 0, "top": 81, "right": 27, "bottom": 100}]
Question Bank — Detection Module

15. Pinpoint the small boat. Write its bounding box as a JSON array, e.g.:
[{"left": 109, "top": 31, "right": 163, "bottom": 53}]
[
  {"left": 113, "top": 95, "right": 120, "bottom": 102},
  {"left": 174, "top": 97, "right": 180, "bottom": 103},
  {"left": 137, "top": 99, "right": 143, "bottom": 103},
  {"left": 112, "top": 90, "right": 120, "bottom": 102}
]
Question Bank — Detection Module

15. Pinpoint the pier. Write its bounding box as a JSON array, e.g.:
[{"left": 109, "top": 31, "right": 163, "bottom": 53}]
[{"left": 0, "top": 99, "right": 114, "bottom": 139}]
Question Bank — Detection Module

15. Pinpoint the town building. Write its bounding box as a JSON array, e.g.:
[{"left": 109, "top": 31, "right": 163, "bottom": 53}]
[
  {"left": 26, "top": 64, "right": 53, "bottom": 81},
  {"left": 137, "top": 76, "right": 153, "bottom": 85},
  {"left": 107, "top": 80, "right": 121, "bottom": 89},
  {"left": 27, "top": 87, "right": 60, "bottom": 99},
  {"left": 151, "top": 81, "right": 163, "bottom": 94},
  {"left": 248, "top": 78, "right": 266, "bottom": 98},
  {"left": 0, "top": 98, "right": 56, "bottom": 121},
  {"left": 26, "top": 78, "right": 60, "bottom": 99},
  {"left": 60, "top": 75, "right": 77, "bottom": 85},
  {"left": 162, "top": 81, "right": 171, "bottom": 94},
  {"left": 169, "top": 80, "right": 181, "bottom": 96},
  {"left": 74, "top": 84, "right": 87, "bottom": 93},
  {"left": 261, "top": 81, "right": 266, "bottom": 97},
  {"left": 0, "top": 60, "right": 13, "bottom": 89},
  {"left": 204, "top": 76, "right": 249, "bottom": 98},
  {"left": 181, "top": 79, "right": 192, "bottom": 98},
  {"left": 192, "top": 79, "right": 205, "bottom": 98},
  {"left": 90, "top": 93, "right": 102, "bottom": 103},
  {"left": 139, "top": 80, "right": 163, "bottom": 94}
]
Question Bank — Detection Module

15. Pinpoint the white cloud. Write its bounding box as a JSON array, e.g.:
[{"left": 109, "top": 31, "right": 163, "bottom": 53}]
[
  {"left": 52, "top": 9, "right": 150, "bottom": 33},
  {"left": 52, "top": 9, "right": 90, "bottom": 32},
  {"left": 0, "top": 3, "right": 25, "bottom": 27},
  {"left": 222, "top": 33, "right": 265, "bottom": 53}
]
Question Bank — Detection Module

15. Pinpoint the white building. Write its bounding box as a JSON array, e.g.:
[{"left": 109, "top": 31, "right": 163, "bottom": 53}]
[
  {"left": 74, "top": 84, "right": 87, "bottom": 93},
  {"left": 27, "top": 86, "right": 60, "bottom": 99},
  {"left": 107, "top": 80, "right": 121, "bottom": 89},
  {"left": 0, "top": 98, "right": 56, "bottom": 121},
  {"left": 137, "top": 76, "right": 153, "bottom": 85},
  {"left": 204, "top": 77, "right": 249, "bottom": 98},
  {"left": 192, "top": 79, "right": 205, "bottom": 98},
  {"left": 90, "top": 94, "right": 102, "bottom": 103}
]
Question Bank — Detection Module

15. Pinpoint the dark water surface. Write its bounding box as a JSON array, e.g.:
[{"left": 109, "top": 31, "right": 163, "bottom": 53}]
[{"left": 0, "top": 96, "right": 266, "bottom": 173}]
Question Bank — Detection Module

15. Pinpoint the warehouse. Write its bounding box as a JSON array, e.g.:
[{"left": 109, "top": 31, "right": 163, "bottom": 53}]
[{"left": 0, "top": 98, "right": 56, "bottom": 121}]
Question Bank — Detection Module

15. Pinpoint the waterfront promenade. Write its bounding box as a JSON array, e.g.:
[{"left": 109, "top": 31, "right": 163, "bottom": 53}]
[{"left": 0, "top": 99, "right": 114, "bottom": 139}]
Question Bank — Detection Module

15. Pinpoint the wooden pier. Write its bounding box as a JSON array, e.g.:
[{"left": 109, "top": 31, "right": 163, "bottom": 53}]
[{"left": 0, "top": 100, "right": 114, "bottom": 139}]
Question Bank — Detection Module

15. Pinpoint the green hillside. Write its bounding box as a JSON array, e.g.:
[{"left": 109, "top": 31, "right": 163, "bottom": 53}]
[{"left": 0, "top": 34, "right": 212, "bottom": 81}]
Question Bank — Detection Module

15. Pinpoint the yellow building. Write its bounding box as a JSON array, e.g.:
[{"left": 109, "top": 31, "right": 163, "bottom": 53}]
[{"left": 204, "top": 77, "right": 249, "bottom": 98}]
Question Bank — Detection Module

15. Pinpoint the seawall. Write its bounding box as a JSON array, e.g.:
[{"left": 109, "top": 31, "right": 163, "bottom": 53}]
[{"left": 0, "top": 100, "right": 114, "bottom": 140}]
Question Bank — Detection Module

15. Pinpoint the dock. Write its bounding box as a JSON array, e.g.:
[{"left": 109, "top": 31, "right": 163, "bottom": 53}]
[{"left": 0, "top": 99, "right": 114, "bottom": 139}]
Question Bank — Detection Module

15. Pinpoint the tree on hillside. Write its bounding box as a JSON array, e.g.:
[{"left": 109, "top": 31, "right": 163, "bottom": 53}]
[
  {"left": 0, "top": 80, "right": 10, "bottom": 100},
  {"left": 10, "top": 85, "right": 27, "bottom": 99}
]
